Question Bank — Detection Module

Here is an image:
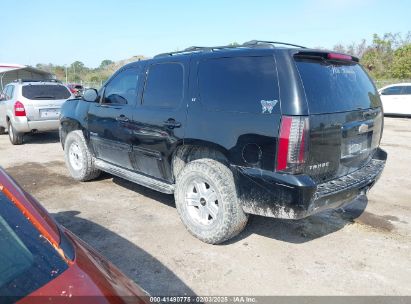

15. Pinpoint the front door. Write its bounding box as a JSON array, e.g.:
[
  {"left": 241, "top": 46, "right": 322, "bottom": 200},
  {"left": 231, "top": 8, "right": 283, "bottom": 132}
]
[{"left": 88, "top": 66, "right": 142, "bottom": 170}]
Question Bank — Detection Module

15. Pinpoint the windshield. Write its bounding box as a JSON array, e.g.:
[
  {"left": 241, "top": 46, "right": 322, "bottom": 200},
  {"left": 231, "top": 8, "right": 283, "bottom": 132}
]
[
  {"left": 22, "top": 84, "right": 71, "bottom": 100},
  {"left": 0, "top": 192, "right": 68, "bottom": 303},
  {"left": 295, "top": 58, "right": 381, "bottom": 114}
]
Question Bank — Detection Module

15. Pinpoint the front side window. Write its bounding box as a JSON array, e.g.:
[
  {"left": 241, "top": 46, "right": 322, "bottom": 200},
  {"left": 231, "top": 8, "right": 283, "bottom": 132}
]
[
  {"left": 198, "top": 56, "right": 279, "bottom": 114},
  {"left": 381, "top": 86, "right": 404, "bottom": 96},
  {"left": 142, "top": 63, "right": 184, "bottom": 108},
  {"left": 103, "top": 68, "right": 139, "bottom": 105}
]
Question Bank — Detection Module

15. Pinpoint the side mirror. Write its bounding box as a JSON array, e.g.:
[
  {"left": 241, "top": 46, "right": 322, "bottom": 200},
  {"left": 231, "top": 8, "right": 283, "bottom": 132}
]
[
  {"left": 0, "top": 93, "right": 5, "bottom": 101},
  {"left": 82, "top": 89, "right": 98, "bottom": 102}
]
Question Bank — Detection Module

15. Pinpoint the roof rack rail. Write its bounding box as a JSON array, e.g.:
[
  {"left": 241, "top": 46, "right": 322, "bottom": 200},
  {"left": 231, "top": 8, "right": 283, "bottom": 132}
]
[
  {"left": 154, "top": 44, "right": 241, "bottom": 58},
  {"left": 242, "top": 40, "right": 307, "bottom": 49},
  {"left": 154, "top": 40, "right": 307, "bottom": 58},
  {"left": 13, "top": 79, "right": 62, "bottom": 84}
]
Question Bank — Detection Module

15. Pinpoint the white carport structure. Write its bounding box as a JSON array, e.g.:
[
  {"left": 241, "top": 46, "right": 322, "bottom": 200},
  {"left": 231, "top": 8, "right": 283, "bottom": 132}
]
[{"left": 0, "top": 63, "right": 54, "bottom": 91}]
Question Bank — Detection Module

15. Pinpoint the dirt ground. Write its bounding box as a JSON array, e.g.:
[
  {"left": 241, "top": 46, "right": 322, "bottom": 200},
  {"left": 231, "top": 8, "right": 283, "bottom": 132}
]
[{"left": 0, "top": 117, "right": 410, "bottom": 296}]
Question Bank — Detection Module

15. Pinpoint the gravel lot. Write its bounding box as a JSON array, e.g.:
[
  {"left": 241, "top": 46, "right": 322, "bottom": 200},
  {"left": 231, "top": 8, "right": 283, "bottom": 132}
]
[{"left": 0, "top": 117, "right": 410, "bottom": 296}]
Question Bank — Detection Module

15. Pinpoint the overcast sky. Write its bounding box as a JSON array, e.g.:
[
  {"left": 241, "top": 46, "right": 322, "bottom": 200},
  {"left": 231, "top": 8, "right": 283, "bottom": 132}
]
[{"left": 1, "top": 0, "right": 410, "bottom": 68}]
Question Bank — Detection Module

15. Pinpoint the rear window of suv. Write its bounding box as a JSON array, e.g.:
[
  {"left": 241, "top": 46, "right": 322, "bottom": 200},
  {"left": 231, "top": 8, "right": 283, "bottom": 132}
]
[
  {"left": 198, "top": 56, "right": 279, "bottom": 114},
  {"left": 22, "top": 84, "right": 71, "bottom": 100},
  {"left": 295, "top": 58, "right": 380, "bottom": 114}
]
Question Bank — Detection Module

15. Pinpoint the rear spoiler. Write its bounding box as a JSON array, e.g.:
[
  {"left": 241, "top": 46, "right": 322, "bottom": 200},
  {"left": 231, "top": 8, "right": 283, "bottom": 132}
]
[{"left": 294, "top": 51, "right": 359, "bottom": 63}]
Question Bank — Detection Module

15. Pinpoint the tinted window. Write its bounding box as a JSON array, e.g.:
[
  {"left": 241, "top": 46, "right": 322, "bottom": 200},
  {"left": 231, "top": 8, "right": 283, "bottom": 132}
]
[
  {"left": 103, "top": 68, "right": 139, "bottom": 105},
  {"left": 295, "top": 59, "right": 380, "bottom": 114},
  {"left": 198, "top": 56, "right": 279, "bottom": 114},
  {"left": 143, "top": 63, "right": 184, "bottom": 108},
  {"left": 381, "top": 86, "right": 404, "bottom": 95},
  {"left": 403, "top": 86, "right": 411, "bottom": 95},
  {"left": 0, "top": 192, "right": 68, "bottom": 304},
  {"left": 22, "top": 85, "right": 71, "bottom": 100}
]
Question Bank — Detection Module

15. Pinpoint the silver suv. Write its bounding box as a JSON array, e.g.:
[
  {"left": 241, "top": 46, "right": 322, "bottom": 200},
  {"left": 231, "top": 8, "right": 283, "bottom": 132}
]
[{"left": 0, "top": 79, "right": 73, "bottom": 145}]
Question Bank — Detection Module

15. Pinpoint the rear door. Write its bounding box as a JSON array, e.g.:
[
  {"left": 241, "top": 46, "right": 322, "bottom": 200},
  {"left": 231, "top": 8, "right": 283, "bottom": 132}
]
[
  {"left": 294, "top": 53, "right": 383, "bottom": 182},
  {"left": 22, "top": 84, "right": 71, "bottom": 121},
  {"left": 403, "top": 86, "right": 411, "bottom": 115},
  {"left": 88, "top": 66, "right": 142, "bottom": 170},
  {"left": 129, "top": 59, "right": 188, "bottom": 182},
  {"left": 380, "top": 85, "right": 405, "bottom": 114}
]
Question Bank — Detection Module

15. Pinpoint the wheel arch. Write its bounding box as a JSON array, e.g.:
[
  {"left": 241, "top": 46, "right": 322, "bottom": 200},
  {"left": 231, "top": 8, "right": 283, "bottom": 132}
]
[
  {"left": 171, "top": 139, "right": 230, "bottom": 180},
  {"left": 60, "top": 118, "right": 86, "bottom": 149}
]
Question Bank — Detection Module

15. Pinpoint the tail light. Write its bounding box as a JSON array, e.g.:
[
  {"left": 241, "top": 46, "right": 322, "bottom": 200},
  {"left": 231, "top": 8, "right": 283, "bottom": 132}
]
[
  {"left": 276, "top": 116, "right": 309, "bottom": 174},
  {"left": 14, "top": 101, "right": 26, "bottom": 117}
]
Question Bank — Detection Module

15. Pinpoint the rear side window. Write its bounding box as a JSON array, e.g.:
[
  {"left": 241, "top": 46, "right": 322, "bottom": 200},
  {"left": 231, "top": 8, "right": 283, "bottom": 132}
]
[
  {"left": 3, "top": 86, "right": 14, "bottom": 100},
  {"left": 403, "top": 86, "right": 411, "bottom": 95},
  {"left": 295, "top": 59, "right": 380, "bottom": 114},
  {"left": 198, "top": 56, "right": 279, "bottom": 114},
  {"left": 22, "top": 85, "right": 71, "bottom": 100},
  {"left": 381, "top": 86, "right": 404, "bottom": 95},
  {"left": 143, "top": 63, "right": 184, "bottom": 108}
]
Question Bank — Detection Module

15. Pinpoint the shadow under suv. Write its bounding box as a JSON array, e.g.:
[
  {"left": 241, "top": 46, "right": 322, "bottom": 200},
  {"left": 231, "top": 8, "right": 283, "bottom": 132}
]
[{"left": 59, "top": 40, "right": 387, "bottom": 244}]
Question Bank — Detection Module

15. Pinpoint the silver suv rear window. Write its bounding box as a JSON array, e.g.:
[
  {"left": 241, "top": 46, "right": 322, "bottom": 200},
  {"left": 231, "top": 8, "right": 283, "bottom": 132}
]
[{"left": 22, "top": 85, "right": 71, "bottom": 100}]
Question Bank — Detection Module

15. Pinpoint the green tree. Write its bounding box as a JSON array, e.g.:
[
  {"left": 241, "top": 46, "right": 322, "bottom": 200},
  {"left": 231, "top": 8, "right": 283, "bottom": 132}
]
[
  {"left": 71, "top": 61, "right": 85, "bottom": 72},
  {"left": 391, "top": 44, "right": 411, "bottom": 78},
  {"left": 361, "top": 33, "right": 396, "bottom": 79},
  {"left": 99, "top": 59, "right": 114, "bottom": 69}
]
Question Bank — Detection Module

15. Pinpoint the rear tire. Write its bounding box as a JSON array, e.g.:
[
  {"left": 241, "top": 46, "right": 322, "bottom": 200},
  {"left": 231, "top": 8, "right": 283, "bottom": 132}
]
[
  {"left": 64, "top": 130, "right": 101, "bottom": 181},
  {"left": 0, "top": 126, "right": 6, "bottom": 135},
  {"left": 175, "top": 159, "right": 248, "bottom": 244},
  {"left": 8, "top": 121, "right": 23, "bottom": 145}
]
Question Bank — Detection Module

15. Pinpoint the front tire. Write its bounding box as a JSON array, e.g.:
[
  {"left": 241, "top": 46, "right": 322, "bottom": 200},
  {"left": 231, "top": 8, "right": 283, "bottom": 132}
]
[
  {"left": 64, "top": 130, "right": 101, "bottom": 181},
  {"left": 175, "top": 159, "right": 248, "bottom": 244},
  {"left": 8, "top": 121, "right": 23, "bottom": 145}
]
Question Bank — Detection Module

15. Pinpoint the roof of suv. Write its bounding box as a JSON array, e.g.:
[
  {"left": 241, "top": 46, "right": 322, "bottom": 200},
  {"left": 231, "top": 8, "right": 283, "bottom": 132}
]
[
  {"left": 153, "top": 40, "right": 308, "bottom": 58},
  {"left": 124, "top": 41, "right": 357, "bottom": 67}
]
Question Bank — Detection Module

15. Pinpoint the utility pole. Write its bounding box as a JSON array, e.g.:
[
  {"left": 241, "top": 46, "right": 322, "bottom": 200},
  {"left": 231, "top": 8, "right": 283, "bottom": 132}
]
[{"left": 64, "top": 64, "right": 68, "bottom": 83}]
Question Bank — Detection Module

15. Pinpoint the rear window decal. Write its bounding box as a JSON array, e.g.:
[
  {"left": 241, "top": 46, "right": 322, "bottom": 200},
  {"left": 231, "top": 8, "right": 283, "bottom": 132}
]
[{"left": 261, "top": 99, "right": 278, "bottom": 114}]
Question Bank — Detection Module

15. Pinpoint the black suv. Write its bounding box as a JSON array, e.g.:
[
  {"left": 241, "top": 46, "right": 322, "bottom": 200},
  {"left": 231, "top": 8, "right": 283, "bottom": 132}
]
[{"left": 60, "top": 40, "right": 387, "bottom": 244}]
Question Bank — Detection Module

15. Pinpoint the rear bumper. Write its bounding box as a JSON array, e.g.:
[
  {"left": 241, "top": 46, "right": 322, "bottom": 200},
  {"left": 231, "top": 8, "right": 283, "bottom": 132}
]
[
  {"left": 232, "top": 148, "right": 387, "bottom": 219},
  {"left": 12, "top": 117, "right": 60, "bottom": 133}
]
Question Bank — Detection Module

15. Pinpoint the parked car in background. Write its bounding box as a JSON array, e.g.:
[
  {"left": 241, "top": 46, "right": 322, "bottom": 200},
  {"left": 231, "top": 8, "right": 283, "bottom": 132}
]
[
  {"left": 60, "top": 41, "right": 387, "bottom": 244},
  {"left": 379, "top": 83, "right": 411, "bottom": 116},
  {"left": 0, "top": 79, "right": 74, "bottom": 145},
  {"left": 67, "top": 83, "right": 84, "bottom": 98},
  {"left": 0, "top": 167, "right": 148, "bottom": 304}
]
